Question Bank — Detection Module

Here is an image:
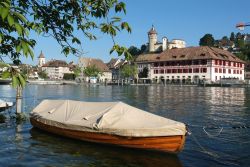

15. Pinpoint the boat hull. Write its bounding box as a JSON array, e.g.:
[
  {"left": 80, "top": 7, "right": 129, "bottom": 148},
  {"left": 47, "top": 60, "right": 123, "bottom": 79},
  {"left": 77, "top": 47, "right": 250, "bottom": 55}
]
[
  {"left": 0, "top": 79, "right": 11, "bottom": 85},
  {"left": 30, "top": 118, "right": 186, "bottom": 153}
]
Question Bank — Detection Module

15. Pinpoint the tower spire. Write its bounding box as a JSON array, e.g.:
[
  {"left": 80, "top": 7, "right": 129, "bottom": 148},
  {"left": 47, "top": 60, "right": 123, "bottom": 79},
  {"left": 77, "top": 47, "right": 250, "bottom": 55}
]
[{"left": 148, "top": 25, "right": 157, "bottom": 52}]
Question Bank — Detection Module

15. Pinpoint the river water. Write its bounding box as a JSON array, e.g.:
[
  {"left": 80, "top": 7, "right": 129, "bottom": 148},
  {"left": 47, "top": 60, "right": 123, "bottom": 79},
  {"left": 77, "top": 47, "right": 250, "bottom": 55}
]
[{"left": 0, "top": 85, "right": 250, "bottom": 167}]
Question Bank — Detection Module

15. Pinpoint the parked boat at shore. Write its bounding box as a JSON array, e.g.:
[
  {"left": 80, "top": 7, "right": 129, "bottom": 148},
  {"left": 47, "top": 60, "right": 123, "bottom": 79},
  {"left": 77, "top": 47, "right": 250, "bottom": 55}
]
[
  {"left": 30, "top": 100, "right": 187, "bottom": 153},
  {"left": 0, "top": 79, "right": 11, "bottom": 85},
  {"left": 0, "top": 99, "right": 14, "bottom": 111}
]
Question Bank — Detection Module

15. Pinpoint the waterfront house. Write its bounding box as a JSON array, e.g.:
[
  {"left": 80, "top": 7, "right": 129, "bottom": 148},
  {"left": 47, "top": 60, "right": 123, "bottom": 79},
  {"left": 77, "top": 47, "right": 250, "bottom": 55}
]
[
  {"left": 135, "top": 26, "right": 245, "bottom": 84},
  {"left": 106, "top": 58, "right": 127, "bottom": 82},
  {"left": 78, "top": 57, "right": 112, "bottom": 83},
  {"left": 136, "top": 46, "right": 245, "bottom": 84},
  {"left": 42, "top": 60, "right": 73, "bottom": 80}
]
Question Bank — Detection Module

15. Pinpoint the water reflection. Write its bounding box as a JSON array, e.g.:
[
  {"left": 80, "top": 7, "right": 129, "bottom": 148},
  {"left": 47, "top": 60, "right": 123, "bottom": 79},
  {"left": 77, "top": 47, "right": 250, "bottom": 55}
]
[
  {"left": 1, "top": 85, "right": 250, "bottom": 167},
  {"left": 29, "top": 128, "right": 183, "bottom": 167}
]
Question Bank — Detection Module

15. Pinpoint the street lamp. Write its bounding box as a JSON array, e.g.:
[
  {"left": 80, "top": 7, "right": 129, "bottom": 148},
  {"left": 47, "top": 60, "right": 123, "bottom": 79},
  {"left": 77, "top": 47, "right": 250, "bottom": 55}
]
[{"left": 236, "top": 22, "right": 250, "bottom": 30}]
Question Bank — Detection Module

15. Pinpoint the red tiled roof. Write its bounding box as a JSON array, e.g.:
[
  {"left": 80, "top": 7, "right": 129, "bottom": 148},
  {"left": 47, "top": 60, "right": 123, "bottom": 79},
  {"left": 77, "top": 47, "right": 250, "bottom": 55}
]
[
  {"left": 136, "top": 46, "right": 245, "bottom": 63},
  {"left": 148, "top": 26, "right": 157, "bottom": 35},
  {"left": 79, "top": 57, "right": 111, "bottom": 72},
  {"left": 43, "top": 60, "right": 68, "bottom": 67}
]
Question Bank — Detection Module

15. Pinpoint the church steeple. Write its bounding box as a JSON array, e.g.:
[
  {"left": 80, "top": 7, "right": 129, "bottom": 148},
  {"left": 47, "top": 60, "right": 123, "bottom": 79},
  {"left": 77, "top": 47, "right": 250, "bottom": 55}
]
[
  {"left": 38, "top": 51, "right": 46, "bottom": 67},
  {"left": 38, "top": 51, "right": 45, "bottom": 58}
]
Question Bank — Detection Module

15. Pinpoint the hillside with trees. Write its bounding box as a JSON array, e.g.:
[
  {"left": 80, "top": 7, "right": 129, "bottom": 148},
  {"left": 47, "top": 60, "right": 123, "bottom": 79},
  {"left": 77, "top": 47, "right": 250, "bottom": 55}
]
[{"left": 199, "top": 32, "right": 250, "bottom": 61}]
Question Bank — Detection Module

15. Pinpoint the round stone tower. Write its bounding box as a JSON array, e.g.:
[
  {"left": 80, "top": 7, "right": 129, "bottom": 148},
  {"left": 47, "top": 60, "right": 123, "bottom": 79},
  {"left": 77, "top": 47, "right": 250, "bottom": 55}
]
[
  {"left": 148, "top": 25, "right": 158, "bottom": 52},
  {"left": 38, "top": 51, "right": 46, "bottom": 67}
]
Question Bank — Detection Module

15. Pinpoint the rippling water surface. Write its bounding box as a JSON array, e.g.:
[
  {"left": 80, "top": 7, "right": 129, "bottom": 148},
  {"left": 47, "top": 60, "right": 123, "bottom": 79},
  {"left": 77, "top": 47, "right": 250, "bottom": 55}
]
[{"left": 0, "top": 85, "right": 250, "bottom": 167}]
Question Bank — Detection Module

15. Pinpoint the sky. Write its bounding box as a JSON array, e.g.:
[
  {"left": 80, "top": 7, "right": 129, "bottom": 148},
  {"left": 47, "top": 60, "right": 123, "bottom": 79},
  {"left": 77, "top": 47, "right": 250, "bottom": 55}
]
[{"left": 14, "top": 0, "right": 250, "bottom": 65}]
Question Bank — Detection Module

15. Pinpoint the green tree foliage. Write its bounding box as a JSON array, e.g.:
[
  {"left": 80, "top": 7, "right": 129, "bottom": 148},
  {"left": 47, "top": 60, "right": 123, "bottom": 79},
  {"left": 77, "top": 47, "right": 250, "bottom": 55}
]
[
  {"left": 140, "top": 44, "right": 147, "bottom": 53},
  {"left": 230, "top": 32, "right": 235, "bottom": 42},
  {"left": 73, "top": 66, "right": 81, "bottom": 77},
  {"left": 83, "top": 65, "right": 102, "bottom": 77},
  {"left": 38, "top": 70, "right": 48, "bottom": 79},
  {"left": 121, "top": 64, "right": 137, "bottom": 79},
  {"left": 235, "top": 38, "right": 245, "bottom": 48},
  {"left": 138, "top": 67, "right": 148, "bottom": 78},
  {"left": 1, "top": 63, "right": 26, "bottom": 88},
  {"left": 63, "top": 73, "right": 76, "bottom": 80},
  {"left": 0, "top": 0, "right": 132, "bottom": 64},
  {"left": 127, "top": 46, "right": 141, "bottom": 61},
  {"left": 199, "top": 34, "right": 215, "bottom": 47},
  {"left": 0, "top": 0, "right": 36, "bottom": 64},
  {"left": 128, "top": 46, "right": 141, "bottom": 56}
]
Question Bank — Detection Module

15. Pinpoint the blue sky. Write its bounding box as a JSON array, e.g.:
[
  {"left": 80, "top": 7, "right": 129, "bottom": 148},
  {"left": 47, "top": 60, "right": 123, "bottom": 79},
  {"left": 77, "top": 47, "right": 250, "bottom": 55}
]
[{"left": 17, "top": 0, "right": 250, "bottom": 65}]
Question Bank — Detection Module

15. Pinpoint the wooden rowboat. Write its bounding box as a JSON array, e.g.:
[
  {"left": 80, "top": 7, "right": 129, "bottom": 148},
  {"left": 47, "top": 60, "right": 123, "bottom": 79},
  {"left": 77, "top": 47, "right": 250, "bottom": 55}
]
[{"left": 30, "top": 100, "right": 186, "bottom": 153}]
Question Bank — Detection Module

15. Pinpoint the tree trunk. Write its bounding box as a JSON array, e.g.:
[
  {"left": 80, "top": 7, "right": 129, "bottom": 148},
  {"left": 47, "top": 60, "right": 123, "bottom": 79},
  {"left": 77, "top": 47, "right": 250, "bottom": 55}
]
[{"left": 16, "top": 86, "right": 22, "bottom": 114}]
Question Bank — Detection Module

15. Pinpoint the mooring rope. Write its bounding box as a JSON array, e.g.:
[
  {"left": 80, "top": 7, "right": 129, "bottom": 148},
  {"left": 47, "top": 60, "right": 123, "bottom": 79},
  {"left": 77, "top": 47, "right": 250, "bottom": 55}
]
[
  {"left": 187, "top": 124, "right": 250, "bottom": 137},
  {"left": 187, "top": 127, "right": 219, "bottom": 158}
]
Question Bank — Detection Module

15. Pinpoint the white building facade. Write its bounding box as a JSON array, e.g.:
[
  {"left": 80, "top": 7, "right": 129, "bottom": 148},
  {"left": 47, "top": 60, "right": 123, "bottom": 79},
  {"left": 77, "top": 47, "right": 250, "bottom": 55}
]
[
  {"left": 42, "top": 60, "right": 73, "bottom": 79},
  {"left": 147, "top": 26, "right": 186, "bottom": 53},
  {"left": 136, "top": 46, "right": 245, "bottom": 84}
]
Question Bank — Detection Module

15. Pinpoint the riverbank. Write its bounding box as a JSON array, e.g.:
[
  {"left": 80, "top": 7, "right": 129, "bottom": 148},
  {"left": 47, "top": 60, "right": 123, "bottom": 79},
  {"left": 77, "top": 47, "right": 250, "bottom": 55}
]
[{"left": 27, "top": 80, "right": 79, "bottom": 85}]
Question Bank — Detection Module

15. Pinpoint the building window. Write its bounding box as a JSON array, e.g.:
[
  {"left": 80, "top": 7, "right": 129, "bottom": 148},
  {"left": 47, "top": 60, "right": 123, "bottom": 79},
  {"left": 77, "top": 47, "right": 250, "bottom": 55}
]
[
  {"left": 160, "top": 69, "right": 164, "bottom": 74},
  {"left": 193, "top": 60, "right": 199, "bottom": 65},
  {"left": 194, "top": 68, "right": 199, "bottom": 73},
  {"left": 189, "top": 68, "right": 192, "bottom": 73},
  {"left": 223, "top": 61, "right": 226, "bottom": 66},
  {"left": 215, "top": 68, "right": 218, "bottom": 73},
  {"left": 202, "top": 68, "right": 207, "bottom": 73},
  {"left": 223, "top": 69, "right": 226, "bottom": 73},
  {"left": 154, "top": 63, "right": 159, "bottom": 67},
  {"left": 167, "top": 69, "right": 171, "bottom": 73},
  {"left": 172, "top": 69, "right": 177, "bottom": 73},
  {"left": 219, "top": 68, "right": 222, "bottom": 73},
  {"left": 201, "top": 60, "right": 207, "bottom": 65},
  {"left": 187, "top": 60, "right": 192, "bottom": 65},
  {"left": 178, "top": 69, "right": 182, "bottom": 73},
  {"left": 183, "top": 69, "right": 188, "bottom": 73},
  {"left": 215, "top": 60, "right": 218, "bottom": 65},
  {"left": 228, "top": 69, "right": 231, "bottom": 74},
  {"left": 215, "top": 76, "right": 217, "bottom": 80},
  {"left": 219, "top": 60, "right": 222, "bottom": 65},
  {"left": 240, "top": 70, "right": 242, "bottom": 74},
  {"left": 233, "top": 70, "right": 236, "bottom": 74},
  {"left": 228, "top": 61, "right": 231, "bottom": 66}
]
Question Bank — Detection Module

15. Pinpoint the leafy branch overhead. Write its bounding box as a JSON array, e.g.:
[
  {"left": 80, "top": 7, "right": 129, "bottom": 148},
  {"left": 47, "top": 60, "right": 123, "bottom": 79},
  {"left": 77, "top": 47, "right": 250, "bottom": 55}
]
[
  {"left": 0, "top": 0, "right": 132, "bottom": 64},
  {"left": 1, "top": 63, "right": 26, "bottom": 88}
]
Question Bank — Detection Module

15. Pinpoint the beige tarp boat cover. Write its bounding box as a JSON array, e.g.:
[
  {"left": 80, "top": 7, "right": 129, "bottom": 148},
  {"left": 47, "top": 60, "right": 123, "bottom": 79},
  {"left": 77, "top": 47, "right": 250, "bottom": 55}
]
[{"left": 30, "top": 100, "right": 186, "bottom": 137}]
